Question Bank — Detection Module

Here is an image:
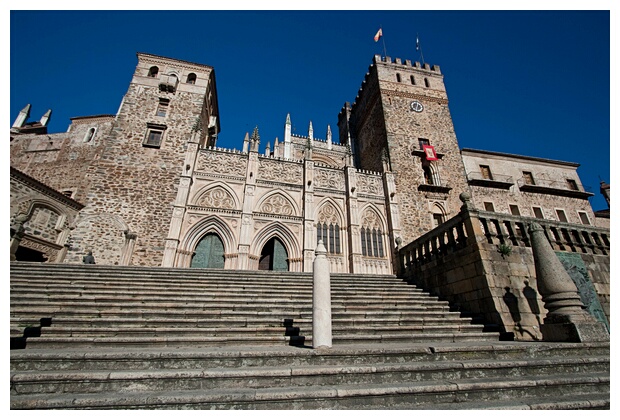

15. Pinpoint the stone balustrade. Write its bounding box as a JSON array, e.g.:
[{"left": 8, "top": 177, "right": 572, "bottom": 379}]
[{"left": 399, "top": 205, "right": 610, "bottom": 276}]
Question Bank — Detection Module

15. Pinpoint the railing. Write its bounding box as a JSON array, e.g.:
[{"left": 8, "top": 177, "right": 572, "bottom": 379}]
[
  {"left": 517, "top": 177, "right": 594, "bottom": 198},
  {"left": 477, "top": 211, "right": 609, "bottom": 255},
  {"left": 466, "top": 171, "right": 513, "bottom": 184},
  {"left": 398, "top": 198, "right": 610, "bottom": 276}
]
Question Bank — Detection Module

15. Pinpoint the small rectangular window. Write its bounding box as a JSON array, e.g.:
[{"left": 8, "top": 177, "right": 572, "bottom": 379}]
[
  {"left": 483, "top": 202, "right": 495, "bottom": 212},
  {"left": 156, "top": 99, "right": 169, "bottom": 117},
  {"left": 578, "top": 211, "right": 591, "bottom": 225},
  {"left": 523, "top": 171, "right": 535, "bottom": 185},
  {"left": 556, "top": 209, "right": 568, "bottom": 223},
  {"left": 566, "top": 179, "right": 578, "bottom": 191},
  {"left": 143, "top": 123, "right": 167, "bottom": 148},
  {"left": 418, "top": 138, "right": 430, "bottom": 149},
  {"left": 479, "top": 165, "right": 493, "bottom": 180},
  {"left": 533, "top": 207, "right": 544, "bottom": 219},
  {"left": 509, "top": 205, "right": 521, "bottom": 216}
]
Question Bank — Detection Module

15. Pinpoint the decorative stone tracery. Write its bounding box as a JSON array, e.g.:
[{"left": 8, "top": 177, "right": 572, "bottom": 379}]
[{"left": 195, "top": 186, "right": 236, "bottom": 209}]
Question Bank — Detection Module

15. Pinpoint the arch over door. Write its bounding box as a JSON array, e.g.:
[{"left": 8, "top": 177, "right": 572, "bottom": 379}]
[
  {"left": 258, "top": 237, "right": 289, "bottom": 271},
  {"left": 191, "top": 233, "right": 225, "bottom": 269}
]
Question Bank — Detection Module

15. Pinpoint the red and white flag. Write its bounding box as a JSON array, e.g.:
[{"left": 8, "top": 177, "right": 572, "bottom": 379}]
[{"left": 374, "top": 28, "right": 383, "bottom": 42}]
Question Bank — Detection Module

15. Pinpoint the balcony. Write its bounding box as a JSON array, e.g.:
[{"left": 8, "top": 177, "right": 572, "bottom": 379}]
[
  {"left": 467, "top": 171, "right": 514, "bottom": 189},
  {"left": 517, "top": 178, "right": 594, "bottom": 199}
]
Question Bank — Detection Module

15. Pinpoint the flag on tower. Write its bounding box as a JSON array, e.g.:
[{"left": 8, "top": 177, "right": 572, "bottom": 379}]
[{"left": 374, "top": 28, "right": 383, "bottom": 42}]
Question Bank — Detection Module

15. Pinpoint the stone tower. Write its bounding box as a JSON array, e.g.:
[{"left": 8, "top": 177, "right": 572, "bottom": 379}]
[
  {"left": 344, "top": 54, "right": 470, "bottom": 243},
  {"left": 73, "top": 53, "right": 220, "bottom": 266}
]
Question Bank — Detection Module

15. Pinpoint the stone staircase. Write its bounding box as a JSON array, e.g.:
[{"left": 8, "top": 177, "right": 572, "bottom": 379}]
[{"left": 10, "top": 262, "right": 610, "bottom": 409}]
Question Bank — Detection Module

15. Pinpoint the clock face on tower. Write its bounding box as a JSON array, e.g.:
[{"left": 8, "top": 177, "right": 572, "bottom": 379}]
[{"left": 410, "top": 100, "right": 424, "bottom": 113}]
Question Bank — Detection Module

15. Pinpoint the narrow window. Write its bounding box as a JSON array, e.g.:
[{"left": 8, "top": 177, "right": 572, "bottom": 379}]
[
  {"left": 410, "top": 75, "right": 416, "bottom": 85},
  {"left": 483, "top": 202, "right": 495, "bottom": 212},
  {"left": 148, "top": 66, "right": 159, "bottom": 77},
  {"left": 556, "top": 209, "right": 568, "bottom": 223},
  {"left": 329, "top": 223, "right": 335, "bottom": 253},
  {"left": 186, "top": 73, "right": 197, "bottom": 84},
  {"left": 578, "top": 211, "right": 591, "bottom": 225},
  {"left": 83, "top": 127, "right": 96, "bottom": 142},
  {"left": 418, "top": 138, "right": 430, "bottom": 150},
  {"left": 61, "top": 190, "right": 74, "bottom": 198},
  {"left": 377, "top": 229, "right": 384, "bottom": 257},
  {"left": 424, "top": 77, "right": 430, "bottom": 88},
  {"left": 334, "top": 224, "right": 341, "bottom": 254},
  {"left": 432, "top": 213, "right": 444, "bottom": 228},
  {"left": 372, "top": 228, "right": 379, "bottom": 257},
  {"left": 566, "top": 179, "right": 578, "bottom": 191},
  {"left": 360, "top": 228, "right": 367, "bottom": 256},
  {"left": 322, "top": 222, "right": 328, "bottom": 246},
  {"left": 533, "top": 207, "right": 544, "bottom": 219},
  {"left": 523, "top": 171, "right": 535, "bottom": 185},
  {"left": 479, "top": 165, "right": 492, "bottom": 180},
  {"left": 366, "top": 230, "right": 373, "bottom": 257},
  {"left": 423, "top": 166, "right": 434, "bottom": 185},
  {"left": 156, "top": 99, "right": 169, "bottom": 117},
  {"left": 509, "top": 205, "right": 521, "bottom": 216},
  {"left": 396, "top": 73, "right": 401, "bottom": 82}
]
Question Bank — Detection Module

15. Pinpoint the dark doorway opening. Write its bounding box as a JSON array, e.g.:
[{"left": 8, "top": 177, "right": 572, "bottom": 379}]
[
  {"left": 258, "top": 237, "right": 289, "bottom": 271},
  {"left": 15, "top": 246, "right": 47, "bottom": 262}
]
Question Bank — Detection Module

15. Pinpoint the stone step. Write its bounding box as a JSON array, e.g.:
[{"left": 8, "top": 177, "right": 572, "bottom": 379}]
[
  {"left": 9, "top": 372, "right": 610, "bottom": 409},
  {"left": 11, "top": 355, "right": 608, "bottom": 396},
  {"left": 32, "top": 323, "right": 484, "bottom": 338},
  {"left": 11, "top": 342, "right": 610, "bottom": 372}
]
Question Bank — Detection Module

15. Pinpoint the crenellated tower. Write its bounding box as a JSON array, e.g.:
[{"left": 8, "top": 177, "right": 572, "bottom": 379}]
[{"left": 346, "top": 54, "right": 470, "bottom": 243}]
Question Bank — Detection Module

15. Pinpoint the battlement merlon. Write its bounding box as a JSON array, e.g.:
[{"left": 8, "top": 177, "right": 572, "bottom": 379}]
[{"left": 372, "top": 54, "right": 441, "bottom": 74}]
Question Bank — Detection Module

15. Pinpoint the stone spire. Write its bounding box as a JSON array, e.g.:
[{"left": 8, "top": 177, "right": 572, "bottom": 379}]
[
  {"left": 40, "top": 109, "right": 52, "bottom": 127},
  {"left": 273, "top": 137, "right": 280, "bottom": 158},
  {"left": 250, "top": 126, "right": 260, "bottom": 152},
  {"left": 265, "top": 141, "right": 271, "bottom": 157},
  {"left": 12, "top": 104, "right": 31, "bottom": 128},
  {"left": 308, "top": 121, "right": 314, "bottom": 140},
  {"left": 284, "top": 113, "right": 292, "bottom": 159},
  {"left": 326, "top": 125, "right": 332, "bottom": 150},
  {"left": 242, "top": 132, "right": 250, "bottom": 153}
]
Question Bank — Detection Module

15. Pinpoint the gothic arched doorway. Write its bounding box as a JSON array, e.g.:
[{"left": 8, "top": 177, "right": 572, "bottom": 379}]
[
  {"left": 258, "top": 237, "right": 289, "bottom": 271},
  {"left": 191, "top": 233, "right": 225, "bottom": 269}
]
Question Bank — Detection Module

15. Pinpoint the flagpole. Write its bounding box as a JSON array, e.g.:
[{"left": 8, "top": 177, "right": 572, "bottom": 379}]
[
  {"left": 416, "top": 32, "right": 425, "bottom": 65},
  {"left": 381, "top": 26, "right": 387, "bottom": 58}
]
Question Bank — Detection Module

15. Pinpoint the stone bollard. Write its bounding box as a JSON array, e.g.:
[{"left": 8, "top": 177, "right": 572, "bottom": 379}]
[
  {"left": 529, "top": 222, "right": 609, "bottom": 342},
  {"left": 312, "top": 240, "right": 332, "bottom": 348}
]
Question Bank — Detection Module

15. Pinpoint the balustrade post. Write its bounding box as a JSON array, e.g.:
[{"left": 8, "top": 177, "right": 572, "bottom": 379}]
[
  {"left": 459, "top": 192, "right": 485, "bottom": 246},
  {"left": 529, "top": 222, "right": 608, "bottom": 342}
]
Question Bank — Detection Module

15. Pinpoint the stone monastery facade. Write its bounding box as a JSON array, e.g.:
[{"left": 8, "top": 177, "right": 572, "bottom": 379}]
[{"left": 10, "top": 53, "right": 604, "bottom": 273}]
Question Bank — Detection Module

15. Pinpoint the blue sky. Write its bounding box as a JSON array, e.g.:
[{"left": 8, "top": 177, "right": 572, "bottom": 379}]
[{"left": 9, "top": 7, "right": 612, "bottom": 211}]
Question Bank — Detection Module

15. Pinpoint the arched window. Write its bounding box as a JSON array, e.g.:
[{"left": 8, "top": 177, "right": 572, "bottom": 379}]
[
  {"left": 360, "top": 209, "right": 385, "bottom": 258},
  {"left": 148, "top": 66, "right": 159, "bottom": 77},
  {"left": 424, "top": 77, "right": 430, "bottom": 88},
  {"left": 422, "top": 161, "right": 441, "bottom": 186},
  {"left": 186, "top": 73, "right": 197, "bottom": 84},
  {"left": 431, "top": 204, "right": 446, "bottom": 228},
  {"left": 396, "top": 73, "right": 401, "bottom": 83},
  {"left": 316, "top": 203, "right": 342, "bottom": 254},
  {"left": 410, "top": 75, "right": 416, "bottom": 85},
  {"left": 83, "top": 127, "right": 96, "bottom": 142}
]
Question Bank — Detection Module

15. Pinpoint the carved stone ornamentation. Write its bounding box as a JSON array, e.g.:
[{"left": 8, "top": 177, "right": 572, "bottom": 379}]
[
  {"left": 260, "top": 194, "right": 294, "bottom": 216},
  {"left": 361, "top": 208, "right": 382, "bottom": 229},
  {"left": 258, "top": 160, "right": 303, "bottom": 182},
  {"left": 196, "top": 151, "right": 247, "bottom": 176},
  {"left": 196, "top": 187, "right": 235, "bottom": 209},
  {"left": 318, "top": 203, "right": 339, "bottom": 224},
  {"left": 315, "top": 169, "right": 345, "bottom": 190},
  {"left": 357, "top": 174, "right": 382, "bottom": 195}
]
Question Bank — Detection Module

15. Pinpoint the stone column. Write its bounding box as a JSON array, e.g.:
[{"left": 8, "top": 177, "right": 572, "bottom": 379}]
[
  {"left": 529, "top": 222, "right": 609, "bottom": 342},
  {"left": 312, "top": 240, "right": 332, "bottom": 348}
]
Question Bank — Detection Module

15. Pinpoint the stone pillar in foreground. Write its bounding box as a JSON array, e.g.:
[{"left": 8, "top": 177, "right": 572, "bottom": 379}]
[
  {"left": 312, "top": 240, "right": 332, "bottom": 348},
  {"left": 529, "top": 222, "right": 609, "bottom": 342}
]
